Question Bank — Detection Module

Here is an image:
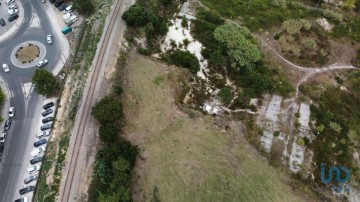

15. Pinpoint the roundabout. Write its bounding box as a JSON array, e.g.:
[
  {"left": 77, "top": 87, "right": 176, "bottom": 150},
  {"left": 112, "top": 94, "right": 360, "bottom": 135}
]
[{"left": 10, "top": 41, "right": 47, "bottom": 68}]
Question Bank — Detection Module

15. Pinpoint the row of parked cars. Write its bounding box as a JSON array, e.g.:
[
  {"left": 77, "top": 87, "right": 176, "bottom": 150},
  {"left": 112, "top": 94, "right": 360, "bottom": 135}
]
[
  {"left": 0, "top": 107, "right": 15, "bottom": 158},
  {"left": 0, "top": 0, "right": 20, "bottom": 27},
  {"left": 15, "top": 102, "right": 55, "bottom": 201}
]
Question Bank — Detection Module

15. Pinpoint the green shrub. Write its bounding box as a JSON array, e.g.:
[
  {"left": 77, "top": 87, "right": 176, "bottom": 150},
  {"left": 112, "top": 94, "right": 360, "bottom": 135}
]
[
  {"left": 73, "top": 0, "right": 95, "bottom": 15},
  {"left": 122, "top": 4, "right": 149, "bottom": 27},
  {"left": 92, "top": 96, "right": 123, "bottom": 124},
  {"left": 166, "top": 50, "right": 200, "bottom": 74},
  {"left": 274, "top": 131, "right": 280, "bottom": 137},
  {"left": 32, "top": 69, "right": 59, "bottom": 96},
  {"left": 113, "top": 84, "right": 123, "bottom": 95},
  {"left": 138, "top": 47, "right": 151, "bottom": 56},
  {"left": 218, "top": 87, "right": 233, "bottom": 105},
  {"left": 99, "top": 123, "right": 119, "bottom": 143}
]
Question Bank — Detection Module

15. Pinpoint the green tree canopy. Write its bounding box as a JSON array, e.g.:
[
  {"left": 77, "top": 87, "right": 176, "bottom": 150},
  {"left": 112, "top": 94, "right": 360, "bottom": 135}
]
[
  {"left": 122, "top": 4, "right": 149, "bottom": 27},
  {"left": 92, "top": 96, "right": 123, "bottom": 124},
  {"left": 167, "top": 50, "right": 200, "bottom": 74},
  {"left": 214, "top": 23, "right": 261, "bottom": 68},
  {"left": 73, "top": 0, "right": 95, "bottom": 15},
  {"left": 32, "top": 69, "right": 59, "bottom": 96}
]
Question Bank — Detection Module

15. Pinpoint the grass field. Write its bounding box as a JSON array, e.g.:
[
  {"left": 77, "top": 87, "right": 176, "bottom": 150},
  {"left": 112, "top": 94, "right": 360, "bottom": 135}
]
[{"left": 124, "top": 53, "right": 308, "bottom": 202}]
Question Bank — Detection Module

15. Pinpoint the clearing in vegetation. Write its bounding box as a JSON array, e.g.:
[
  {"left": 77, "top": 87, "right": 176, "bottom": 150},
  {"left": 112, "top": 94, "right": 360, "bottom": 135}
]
[{"left": 125, "top": 53, "right": 310, "bottom": 202}]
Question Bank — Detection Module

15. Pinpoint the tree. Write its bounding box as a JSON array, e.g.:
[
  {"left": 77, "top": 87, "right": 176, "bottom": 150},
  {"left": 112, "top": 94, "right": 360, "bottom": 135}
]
[
  {"left": 356, "top": 0, "right": 360, "bottom": 12},
  {"left": 73, "top": 0, "right": 95, "bottom": 15},
  {"left": 92, "top": 96, "right": 123, "bottom": 124},
  {"left": 122, "top": 4, "right": 149, "bottom": 27},
  {"left": 167, "top": 50, "right": 200, "bottom": 74},
  {"left": 214, "top": 23, "right": 261, "bottom": 68},
  {"left": 32, "top": 69, "right": 59, "bottom": 96},
  {"left": 99, "top": 123, "right": 119, "bottom": 143}
]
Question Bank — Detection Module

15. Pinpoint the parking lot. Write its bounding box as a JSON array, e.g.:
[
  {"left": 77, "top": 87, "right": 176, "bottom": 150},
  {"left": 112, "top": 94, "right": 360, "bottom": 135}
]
[
  {"left": 0, "top": 0, "right": 21, "bottom": 36},
  {"left": 8, "top": 98, "right": 57, "bottom": 201}
]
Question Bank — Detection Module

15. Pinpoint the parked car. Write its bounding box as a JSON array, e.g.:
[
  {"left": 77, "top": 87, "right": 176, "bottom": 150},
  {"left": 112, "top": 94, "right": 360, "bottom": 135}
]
[
  {"left": 8, "top": 8, "right": 18, "bottom": 15},
  {"left": 19, "top": 186, "right": 34, "bottom": 195},
  {"left": 41, "top": 108, "right": 53, "bottom": 117},
  {"left": 47, "top": 34, "right": 52, "bottom": 44},
  {"left": 61, "top": 26, "right": 72, "bottom": 35},
  {"left": 4, "top": 119, "right": 11, "bottom": 131},
  {"left": 8, "top": 13, "right": 18, "bottom": 22},
  {"left": 8, "top": 107, "right": 15, "bottom": 117},
  {"left": 36, "top": 59, "right": 48, "bottom": 68},
  {"left": 24, "top": 175, "right": 37, "bottom": 184},
  {"left": 14, "top": 197, "right": 28, "bottom": 202},
  {"left": 64, "top": 5, "right": 72, "bottom": 13},
  {"left": 5, "top": 0, "right": 15, "bottom": 5},
  {"left": 31, "top": 147, "right": 45, "bottom": 157},
  {"left": 43, "top": 102, "right": 54, "bottom": 110},
  {"left": 41, "top": 0, "right": 46, "bottom": 3},
  {"left": 2, "top": 64, "right": 9, "bottom": 72},
  {"left": 0, "top": 19, "right": 5, "bottom": 27},
  {"left": 8, "top": 4, "right": 17, "bottom": 9},
  {"left": 0, "top": 133, "right": 6, "bottom": 144},
  {"left": 58, "top": 3, "right": 66, "bottom": 11},
  {"left": 50, "top": 0, "right": 55, "bottom": 3},
  {"left": 40, "top": 124, "right": 52, "bottom": 131},
  {"left": 30, "top": 156, "right": 43, "bottom": 164},
  {"left": 0, "top": 142, "right": 4, "bottom": 156},
  {"left": 54, "top": 0, "right": 63, "bottom": 7},
  {"left": 27, "top": 165, "right": 41, "bottom": 174},
  {"left": 42, "top": 116, "right": 53, "bottom": 124},
  {"left": 34, "top": 139, "right": 47, "bottom": 147},
  {"left": 36, "top": 131, "right": 50, "bottom": 139}
]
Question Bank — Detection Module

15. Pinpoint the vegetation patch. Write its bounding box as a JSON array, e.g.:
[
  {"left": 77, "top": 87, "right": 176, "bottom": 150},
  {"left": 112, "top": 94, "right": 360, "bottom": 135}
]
[
  {"left": 277, "top": 19, "right": 330, "bottom": 66},
  {"left": 15, "top": 44, "right": 40, "bottom": 63}
]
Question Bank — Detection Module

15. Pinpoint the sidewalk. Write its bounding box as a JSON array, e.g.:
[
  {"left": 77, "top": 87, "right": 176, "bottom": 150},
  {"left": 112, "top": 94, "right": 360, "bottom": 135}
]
[{"left": 0, "top": 0, "right": 25, "bottom": 43}]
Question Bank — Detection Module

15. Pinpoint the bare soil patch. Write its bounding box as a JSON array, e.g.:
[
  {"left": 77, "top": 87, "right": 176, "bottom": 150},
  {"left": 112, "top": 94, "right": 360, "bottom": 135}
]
[{"left": 15, "top": 44, "right": 40, "bottom": 63}]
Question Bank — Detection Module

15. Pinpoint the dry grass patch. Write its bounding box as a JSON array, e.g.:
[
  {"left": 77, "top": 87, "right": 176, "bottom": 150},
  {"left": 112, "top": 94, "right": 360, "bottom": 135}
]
[
  {"left": 16, "top": 44, "right": 40, "bottom": 63},
  {"left": 124, "top": 53, "right": 310, "bottom": 202}
]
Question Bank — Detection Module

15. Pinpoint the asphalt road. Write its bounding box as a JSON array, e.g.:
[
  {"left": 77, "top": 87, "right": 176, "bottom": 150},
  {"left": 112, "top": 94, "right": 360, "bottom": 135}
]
[{"left": 0, "top": 0, "right": 61, "bottom": 201}]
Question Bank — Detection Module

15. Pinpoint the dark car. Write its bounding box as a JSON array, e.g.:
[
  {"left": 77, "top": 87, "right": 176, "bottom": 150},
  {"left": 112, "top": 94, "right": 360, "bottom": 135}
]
[
  {"left": 8, "top": 13, "right": 18, "bottom": 22},
  {"left": 30, "top": 156, "right": 43, "bottom": 164},
  {"left": 4, "top": 119, "right": 11, "bottom": 131},
  {"left": 19, "top": 186, "right": 34, "bottom": 195},
  {"left": 50, "top": 0, "right": 55, "bottom": 3},
  {"left": 34, "top": 139, "right": 47, "bottom": 147},
  {"left": 0, "top": 142, "right": 4, "bottom": 156},
  {"left": 41, "top": 108, "right": 53, "bottom": 117},
  {"left": 58, "top": 3, "right": 67, "bottom": 11},
  {"left": 24, "top": 175, "right": 37, "bottom": 184},
  {"left": 14, "top": 198, "right": 27, "bottom": 202},
  {"left": 42, "top": 116, "right": 54, "bottom": 124},
  {"left": 0, "top": 19, "right": 5, "bottom": 26},
  {"left": 43, "top": 102, "right": 54, "bottom": 110},
  {"left": 40, "top": 124, "right": 52, "bottom": 131},
  {"left": 54, "top": 1, "right": 63, "bottom": 7}
]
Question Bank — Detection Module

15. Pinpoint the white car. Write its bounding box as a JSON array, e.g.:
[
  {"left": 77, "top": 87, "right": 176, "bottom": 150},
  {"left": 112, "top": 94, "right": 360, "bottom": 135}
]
[
  {"left": 0, "top": 133, "right": 6, "bottom": 143},
  {"left": 8, "top": 8, "right": 19, "bottom": 15},
  {"left": 47, "top": 35, "right": 52, "bottom": 44},
  {"left": 8, "top": 107, "right": 15, "bottom": 117},
  {"left": 31, "top": 147, "right": 45, "bottom": 157},
  {"left": 27, "top": 165, "right": 41, "bottom": 174},
  {"left": 8, "top": 4, "right": 17, "bottom": 10},
  {"left": 64, "top": 5, "right": 72, "bottom": 13},
  {"left": 41, "top": 0, "right": 46, "bottom": 3},
  {"left": 37, "top": 131, "right": 50, "bottom": 139},
  {"left": 2, "top": 64, "right": 9, "bottom": 72},
  {"left": 5, "top": 0, "right": 15, "bottom": 5},
  {"left": 36, "top": 59, "right": 48, "bottom": 67}
]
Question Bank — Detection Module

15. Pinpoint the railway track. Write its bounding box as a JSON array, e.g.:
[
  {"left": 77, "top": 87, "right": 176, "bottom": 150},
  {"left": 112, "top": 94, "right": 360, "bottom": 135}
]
[{"left": 59, "top": 0, "right": 124, "bottom": 201}]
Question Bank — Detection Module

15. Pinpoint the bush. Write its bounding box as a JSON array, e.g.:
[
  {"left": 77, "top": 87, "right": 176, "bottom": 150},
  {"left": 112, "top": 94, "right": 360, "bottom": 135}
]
[
  {"left": 218, "top": 87, "right": 233, "bottom": 105},
  {"left": 32, "top": 69, "right": 59, "bottom": 96},
  {"left": 92, "top": 96, "right": 123, "bottom": 124},
  {"left": 166, "top": 50, "right": 200, "bottom": 74},
  {"left": 122, "top": 4, "right": 149, "bottom": 27},
  {"left": 73, "top": 0, "right": 95, "bottom": 15},
  {"left": 99, "top": 123, "right": 119, "bottom": 143},
  {"left": 0, "top": 88, "right": 5, "bottom": 103},
  {"left": 274, "top": 131, "right": 280, "bottom": 137},
  {"left": 138, "top": 47, "right": 151, "bottom": 56},
  {"left": 113, "top": 84, "right": 123, "bottom": 95}
]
